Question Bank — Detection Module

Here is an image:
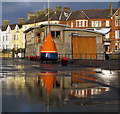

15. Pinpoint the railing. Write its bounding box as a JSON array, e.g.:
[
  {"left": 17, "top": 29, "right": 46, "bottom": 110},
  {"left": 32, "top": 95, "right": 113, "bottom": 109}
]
[{"left": 58, "top": 53, "right": 120, "bottom": 70}]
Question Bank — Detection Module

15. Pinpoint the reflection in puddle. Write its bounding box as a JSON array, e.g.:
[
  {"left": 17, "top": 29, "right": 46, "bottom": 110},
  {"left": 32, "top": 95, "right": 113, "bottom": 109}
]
[{"left": 2, "top": 63, "right": 118, "bottom": 112}]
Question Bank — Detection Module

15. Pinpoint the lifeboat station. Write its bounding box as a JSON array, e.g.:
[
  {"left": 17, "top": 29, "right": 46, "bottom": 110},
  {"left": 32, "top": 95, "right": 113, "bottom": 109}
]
[{"left": 24, "top": 23, "right": 104, "bottom": 60}]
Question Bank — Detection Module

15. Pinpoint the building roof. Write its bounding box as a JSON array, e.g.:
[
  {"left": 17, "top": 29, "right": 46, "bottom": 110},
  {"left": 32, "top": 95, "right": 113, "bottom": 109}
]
[
  {"left": 68, "top": 9, "right": 118, "bottom": 20},
  {"left": 25, "top": 11, "right": 71, "bottom": 24},
  {"left": 1, "top": 24, "right": 22, "bottom": 31}
]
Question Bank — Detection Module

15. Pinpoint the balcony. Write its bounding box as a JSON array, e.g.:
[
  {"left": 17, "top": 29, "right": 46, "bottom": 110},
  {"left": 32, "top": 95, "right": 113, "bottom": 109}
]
[
  {"left": 34, "top": 37, "right": 41, "bottom": 44},
  {"left": 103, "top": 38, "right": 111, "bottom": 42}
]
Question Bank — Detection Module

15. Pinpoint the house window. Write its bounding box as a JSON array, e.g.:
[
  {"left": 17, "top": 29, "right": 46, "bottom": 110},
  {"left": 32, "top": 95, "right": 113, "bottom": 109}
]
[
  {"left": 6, "top": 35, "right": 7, "bottom": 41},
  {"left": 115, "top": 43, "right": 118, "bottom": 51},
  {"left": 3, "top": 36, "right": 4, "bottom": 41},
  {"left": 17, "top": 44, "right": 19, "bottom": 49},
  {"left": 14, "top": 35, "right": 16, "bottom": 40},
  {"left": 85, "top": 21, "right": 88, "bottom": 27},
  {"left": 14, "top": 44, "right": 16, "bottom": 48},
  {"left": 71, "top": 22, "right": 73, "bottom": 28},
  {"left": 6, "top": 45, "right": 8, "bottom": 49},
  {"left": 51, "top": 31, "right": 60, "bottom": 39},
  {"left": 36, "top": 33, "right": 40, "bottom": 38},
  {"left": 76, "top": 21, "right": 78, "bottom": 27},
  {"left": 119, "top": 20, "right": 120, "bottom": 26},
  {"left": 99, "top": 21, "right": 101, "bottom": 27},
  {"left": 56, "top": 31, "right": 60, "bottom": 38},
  {"left": 115, "top": 30, "right": 120, "bottom": 39},
  {"left": 106, "top": 21, "right": 109, "bottom": 27},
  {"left": 17, "top": 35, "right": 19, "bottom": 40},
  {"left": 79, "top": 21, "right": 82, "bottom": 27},
  {"left": 92, "top": 21, "right": 94, "bottom": 27},
  {"left": 106, "top": 33, "right": 109, "bottom": 38},
  {"left": 119, "top": 43, "right": 120, "bottom": 51},
  {"left": 115, "top": 20, "right": 118, "bottom": 26},
  {"left": 95, "top": 21, "right": 98, "bottom": 27}
]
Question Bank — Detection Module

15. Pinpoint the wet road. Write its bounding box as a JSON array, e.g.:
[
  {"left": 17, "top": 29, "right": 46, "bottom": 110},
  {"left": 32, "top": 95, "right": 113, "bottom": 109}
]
[{"left": 1, "top": 58, "right": 120, "bottom": 112}]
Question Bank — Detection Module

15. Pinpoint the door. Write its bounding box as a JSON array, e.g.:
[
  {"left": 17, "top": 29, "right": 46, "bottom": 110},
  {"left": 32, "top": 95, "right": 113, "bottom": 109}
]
[{"left": 72, "top": 36, "right": 96, "bottom": 59}]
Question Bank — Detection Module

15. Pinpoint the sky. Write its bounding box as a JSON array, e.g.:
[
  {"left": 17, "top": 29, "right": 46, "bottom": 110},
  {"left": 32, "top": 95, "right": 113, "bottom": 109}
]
[{"left": 1, "top": 1, "right": 120, "bottom": 26}]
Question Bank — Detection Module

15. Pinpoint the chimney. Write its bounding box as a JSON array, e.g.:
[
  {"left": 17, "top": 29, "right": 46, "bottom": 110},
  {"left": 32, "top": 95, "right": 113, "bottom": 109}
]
[
  {"left": 55, "top": 6, "right": 61, "bottom": 12},
  {"left": 45, "top": 8, "right": 54, "bottom": 14},
  {"left": 63, "top": 7, "right": 70, "bottom": 12},
  {"left": 110, "top": 2, "right": 113, "bottom": 17},
  {"left": 27, "top": 12, "right": 36, "bottom": 20},
  {"left": 37, "top": 10, "right": 44, "bottom": 17},
  {"left": 3, "top": 20, "right": 10, "bottom": 27},
  {"left": 18, "top": 18, "right": 25, "bottom": 24}
]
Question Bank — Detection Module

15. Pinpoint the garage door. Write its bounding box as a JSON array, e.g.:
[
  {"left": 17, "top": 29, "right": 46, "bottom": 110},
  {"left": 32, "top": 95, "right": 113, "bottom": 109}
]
[{"left": 72, "top": 36, "right": 96, "bottom": 59}]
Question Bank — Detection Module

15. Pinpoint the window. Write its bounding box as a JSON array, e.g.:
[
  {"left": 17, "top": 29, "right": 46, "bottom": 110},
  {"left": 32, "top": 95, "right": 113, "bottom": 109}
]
[
  {"left": 115, "top": 20, "right": 118, "bottom": 26},
  {"left": 79, "top": 21, "right": 82, "bottom": 27},
  {"left": 71, "top": 22, "right": 73, "bottom": 28},
  {"left": 92, "top": 21, "right": 94, "bottom": 27},
  {"left": 56, "top": 31, "right": 60, "bottom": 38},
  {"left": 14, "top": 35, "right": 16, "bottom": 40},
  {"left": 17, "top": 35, "right": 19, "bottom": 40},
  {"left": 99, "top": 21, "right": 101, "bottom": 27},
  {"left": 3, "top": 36, "right": 4, "bottom": 41},
  {"left": 76, "top": 21, "right": 78, "bottom": 27},
  {"left": 36, "top": 33, "right": 40, "bottom": 38},
  {"left": 106, "top": 33, "right": 109, "bottom": 38},
  {"left": 17, "top": 44, "right": 19, "bottom": 49},
  {"left": 106, "top": 21, "right": 109, "bottom": 27},
  {"left": 85, "top": 21, "right": 88, "bottom": 27},
  {"left": 51, "top": 31, "right": 55, "bottom": 38},
  {"left": 115, "top": 30, "right": 120, "bottom": 39},
  {"left": 115, "top": 43, "right": 118, "bottom": 51},
  {"left": 119, "top": 43, "right": 120, "bottom": 51},
  {"left": 14, "top": 44, "right": 15, "bottom": 48},
  {"left": 6, "top": 35, "right": 7, "bottom": 41},
  {"left": 119, "top": 20, "right": 120, "bottom": 26},
  {"left": 95, "top": 21, "right": 98, "bottom": 27},
  {"left": 51, "top": 31, "right": 60, "bottom": 39}
]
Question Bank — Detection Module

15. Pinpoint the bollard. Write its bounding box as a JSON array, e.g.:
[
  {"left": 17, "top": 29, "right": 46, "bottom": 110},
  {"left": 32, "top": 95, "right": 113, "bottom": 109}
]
[{"left": 61, "top": 57, "right": 68, "bottom": 66}]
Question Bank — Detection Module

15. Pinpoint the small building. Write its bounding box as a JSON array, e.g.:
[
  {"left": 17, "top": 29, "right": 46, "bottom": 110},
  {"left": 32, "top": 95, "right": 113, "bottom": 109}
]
[{"left": 24, "top": 23, "right": 104, "bottom": 60}]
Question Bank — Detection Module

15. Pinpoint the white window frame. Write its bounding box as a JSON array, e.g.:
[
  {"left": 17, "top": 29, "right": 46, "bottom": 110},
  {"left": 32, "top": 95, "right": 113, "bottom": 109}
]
[
  {"left": 95, "top": 21, "right": 98, "bottom": 27},
  {"left": 92, "top": 21, "right": 94, "bottom": 27},
  {"left": 71, "top": 22, "right": 73, "bottom": 28},
  {"left": 86, "top": 21, "right": 88, "bottom": 27},
  {"left": 76, "top": 21, "right": 78, "bottom": 27},
  {"left": 79, "top": 21, "right": 82, "bottom": 27},
  {"left": 99, "top": 21, "right": 101, "bottom": 27},
  {"left": 106, "top": 33, "right": 109, "bottom": 39},
  {"left": 115, "top": 30, "right": 120, "bottom": 39},
  {"left": 106, "top": 21, "right": 109, "bottom": 27},
  {"left": 115, "top": 20, "right": 118, "bottom": 26}
]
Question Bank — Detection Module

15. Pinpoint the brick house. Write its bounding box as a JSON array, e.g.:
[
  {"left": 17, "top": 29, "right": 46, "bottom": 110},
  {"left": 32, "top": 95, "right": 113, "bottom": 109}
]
[{"left": 67, "top": 3, "right": 120, "bottom": 53}]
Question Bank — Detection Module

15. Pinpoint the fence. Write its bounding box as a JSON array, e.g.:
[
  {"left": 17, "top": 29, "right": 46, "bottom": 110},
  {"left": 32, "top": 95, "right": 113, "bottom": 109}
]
[{"left": 58, "top": 53, "right": 120, "bottom": 70}]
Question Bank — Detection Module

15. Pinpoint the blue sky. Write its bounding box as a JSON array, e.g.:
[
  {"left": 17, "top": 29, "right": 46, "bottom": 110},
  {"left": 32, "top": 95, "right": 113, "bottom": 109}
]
[{"left": 1, "top": 2, "right": 119, "bottom": 25}]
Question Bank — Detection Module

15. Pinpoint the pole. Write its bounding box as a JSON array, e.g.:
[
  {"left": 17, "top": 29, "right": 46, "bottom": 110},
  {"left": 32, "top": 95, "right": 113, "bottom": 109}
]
[{"left": 48, "top": 0, "right": 50, "bottom": 33}]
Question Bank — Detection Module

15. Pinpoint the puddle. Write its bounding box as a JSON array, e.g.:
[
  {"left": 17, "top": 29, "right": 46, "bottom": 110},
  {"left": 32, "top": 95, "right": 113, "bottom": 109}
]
[{"left": 1, "top": 59, "right": 118, "bottom": 112}]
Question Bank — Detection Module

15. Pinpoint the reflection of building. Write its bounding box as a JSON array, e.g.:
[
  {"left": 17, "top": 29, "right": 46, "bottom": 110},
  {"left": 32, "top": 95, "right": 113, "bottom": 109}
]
[
  {"left": 2, "top": 68, "right": 111, "bottom": 110},
  {"left": 68, "top": 87, "right": 110, "bottom": 98}
]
